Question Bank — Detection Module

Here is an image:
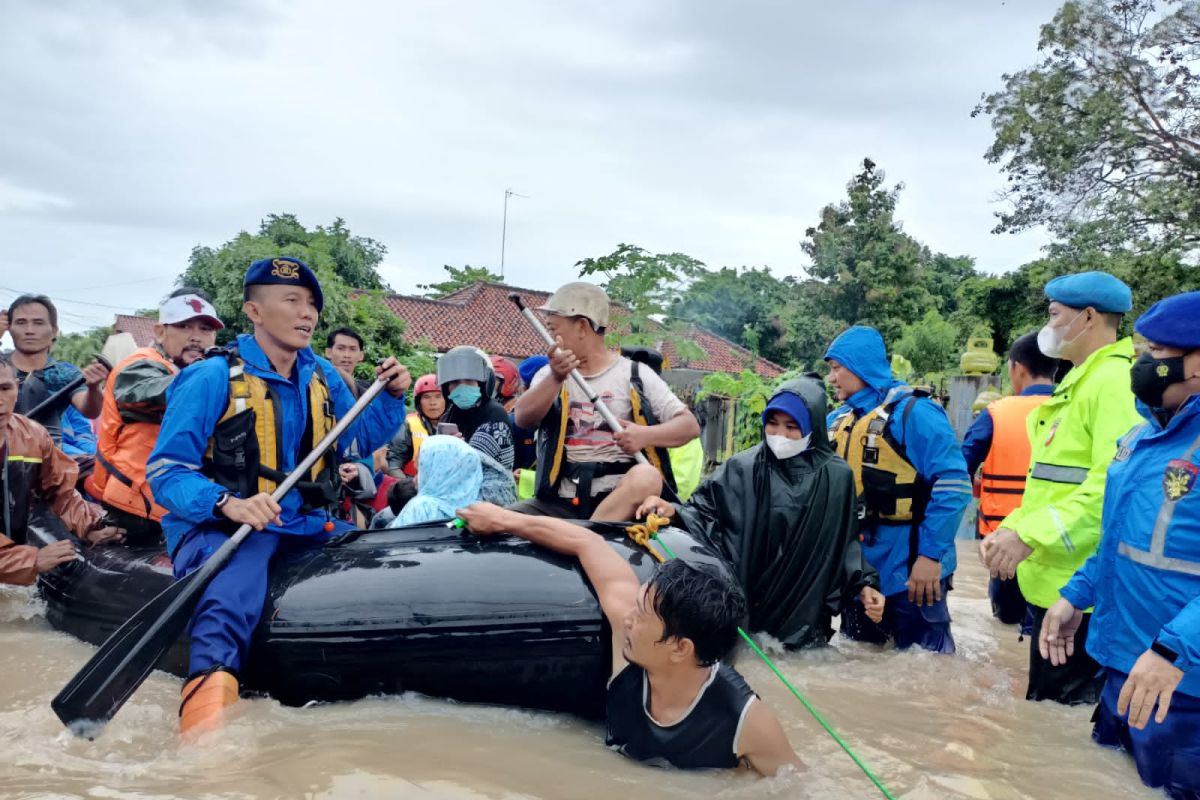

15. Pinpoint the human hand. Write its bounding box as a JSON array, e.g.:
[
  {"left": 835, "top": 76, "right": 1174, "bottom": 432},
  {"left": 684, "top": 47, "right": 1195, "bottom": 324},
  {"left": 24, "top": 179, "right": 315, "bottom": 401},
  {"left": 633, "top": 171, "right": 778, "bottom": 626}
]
[
  {"left": 860, "top": 586, "right": 886, "bottom": 623},
  {"left": 455, "top": 502, "right": 513, "bottom": 535},
  {"left": 376, "top": 357, "right": 412, "bottom": 398},
  {"left": 82, "top": 359, "right": 111, "bottom": 389},
  {"left": 634, "top": 495, "right": 675, "bottom": 520},
  {"left": 613, "top": 421, "right": 653, "bottom": 456},
  {"left": 339, "top": 463, "right": 360, "bottom": 485},
  {"left": 84, "top": 525, "right": 125, "bottom": 546},
  {"left": 981, "top": 528, "right": 1032, "bottom": 580},
  {"left": 906, "top": 556, "right": 942, "bottom": 606},
  {"left": 36, "top": 540, "right": 77, "bottom": 572},
  {"left": 1038, "top": 597, "right": 1083, "bottom": 666},
  {"left": 1118, "top": 649, "right": 1184, "bottom": 730},
  {"left": 220, "top": 493, "right": 283, "bottom": 531},
  {"left": 548, "top": 337, "right": 579, "bottom": 382}
]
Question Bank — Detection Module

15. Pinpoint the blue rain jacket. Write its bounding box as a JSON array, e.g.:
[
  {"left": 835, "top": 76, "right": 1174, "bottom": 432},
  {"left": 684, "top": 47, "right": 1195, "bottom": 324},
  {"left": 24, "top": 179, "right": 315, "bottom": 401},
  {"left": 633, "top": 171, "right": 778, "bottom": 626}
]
[
  {"left": 825, "top": 326, "right": 972, "bottom": 596},
  {"left": 1060, "top": 393, "right": 1200, "bottom": 699},
  {"left": 148, "top": 334, "right": 406, "bottom": 555}
]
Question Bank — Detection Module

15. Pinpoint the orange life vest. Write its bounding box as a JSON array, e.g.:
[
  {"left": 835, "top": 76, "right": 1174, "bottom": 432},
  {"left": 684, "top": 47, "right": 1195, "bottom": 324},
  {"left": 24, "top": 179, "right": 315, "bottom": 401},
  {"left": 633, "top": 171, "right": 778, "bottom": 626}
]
[
  {"left": 402, "top": 412, "right": 430, "bottom": 477},
  {"left": 976, "top": 393, "right": 1051, "bottom": 536},
  {"left": 90, "top": 346, "right": 177, "bottom": 521}
]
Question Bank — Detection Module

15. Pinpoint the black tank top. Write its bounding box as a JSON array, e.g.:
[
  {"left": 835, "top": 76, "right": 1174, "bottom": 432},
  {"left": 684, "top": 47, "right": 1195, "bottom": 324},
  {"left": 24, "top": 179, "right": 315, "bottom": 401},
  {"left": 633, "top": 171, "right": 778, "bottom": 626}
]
[{"left": 605, "top": 662, "right": 756, "bottom": 770}]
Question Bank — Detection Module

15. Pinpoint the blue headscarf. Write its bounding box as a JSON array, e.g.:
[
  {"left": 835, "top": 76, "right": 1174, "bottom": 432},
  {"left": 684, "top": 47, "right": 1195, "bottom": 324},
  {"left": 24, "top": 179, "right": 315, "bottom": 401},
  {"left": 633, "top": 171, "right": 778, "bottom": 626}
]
[{"left": 390, "top": 435, "right": 483, "bottom": 526}]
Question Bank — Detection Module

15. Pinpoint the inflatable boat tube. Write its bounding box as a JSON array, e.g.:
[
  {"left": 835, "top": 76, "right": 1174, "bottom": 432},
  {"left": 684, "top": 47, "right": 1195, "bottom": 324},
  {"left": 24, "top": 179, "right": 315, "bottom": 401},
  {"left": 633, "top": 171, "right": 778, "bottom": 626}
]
[{"left": 29, "top": 506, "right": 720, "bottom": 719}]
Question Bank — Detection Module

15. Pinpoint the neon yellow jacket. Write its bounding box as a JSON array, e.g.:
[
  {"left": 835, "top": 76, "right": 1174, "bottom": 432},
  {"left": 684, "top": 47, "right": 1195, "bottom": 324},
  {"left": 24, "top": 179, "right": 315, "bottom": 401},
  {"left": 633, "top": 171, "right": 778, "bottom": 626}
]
[{"left": 1003, "top": 338, "right": 1142, "bottom": 608}]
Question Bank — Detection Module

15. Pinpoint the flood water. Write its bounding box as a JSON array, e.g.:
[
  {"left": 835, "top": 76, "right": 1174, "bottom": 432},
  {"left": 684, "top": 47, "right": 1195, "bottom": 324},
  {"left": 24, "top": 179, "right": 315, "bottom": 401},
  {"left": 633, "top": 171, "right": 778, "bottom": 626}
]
[{"left": 1, "top": 540, "right": 1160, "bottom": 800}]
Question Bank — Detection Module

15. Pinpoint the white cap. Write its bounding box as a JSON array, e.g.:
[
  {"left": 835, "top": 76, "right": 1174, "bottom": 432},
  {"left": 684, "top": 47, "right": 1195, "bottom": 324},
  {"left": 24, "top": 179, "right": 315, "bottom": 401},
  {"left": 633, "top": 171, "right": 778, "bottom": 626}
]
[
  {"left": 538, "top": 281, "right": 610, "bottom": 329},
  {"left": 159, "top": 294, "right": 224, "bottom": 329}
]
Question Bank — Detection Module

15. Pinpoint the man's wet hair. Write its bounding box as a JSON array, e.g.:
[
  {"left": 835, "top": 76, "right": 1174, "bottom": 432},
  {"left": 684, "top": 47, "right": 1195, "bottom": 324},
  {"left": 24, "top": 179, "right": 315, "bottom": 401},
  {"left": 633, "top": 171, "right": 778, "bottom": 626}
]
[
  {"left": 167, "top": 286, "right": 213, "bottom": 303},
  {"left": 387, "top": 477, "right": 417, "bottom": 514},
  {"left": 1008, "top": 331, "right": 1058, "bottom": 380},
  {"left": 648, "top": 559, "right": 746, "bottom": 666},
  {"left": 8, "top": 294, "right": 58, "bottom": 330},
  {"left": 327, "top": 327, "right": 364, "bottom": 350},
  {"left": 0, "top": 358, "right": 13, "bottom": 378}
]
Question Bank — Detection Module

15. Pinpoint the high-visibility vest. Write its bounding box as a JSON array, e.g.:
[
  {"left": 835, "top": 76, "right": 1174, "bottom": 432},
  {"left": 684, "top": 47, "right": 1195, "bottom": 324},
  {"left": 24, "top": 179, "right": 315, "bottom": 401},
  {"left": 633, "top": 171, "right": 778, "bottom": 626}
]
[
  {"left": 402, "top": 413, "right": 429, "bottom": 477},
  {"left": 976, "top": 393, "right": 1050, "bottom": 536},
  {"left": 91, "top": 346, "right": 176, "bottom": 521}
]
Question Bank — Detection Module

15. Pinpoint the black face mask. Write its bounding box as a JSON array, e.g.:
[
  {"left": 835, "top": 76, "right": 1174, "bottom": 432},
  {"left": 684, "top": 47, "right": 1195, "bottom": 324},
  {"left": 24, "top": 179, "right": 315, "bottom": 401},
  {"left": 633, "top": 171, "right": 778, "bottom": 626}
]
[{"left": 1130, "top": 352, "right": 1187, "bottom": 408}]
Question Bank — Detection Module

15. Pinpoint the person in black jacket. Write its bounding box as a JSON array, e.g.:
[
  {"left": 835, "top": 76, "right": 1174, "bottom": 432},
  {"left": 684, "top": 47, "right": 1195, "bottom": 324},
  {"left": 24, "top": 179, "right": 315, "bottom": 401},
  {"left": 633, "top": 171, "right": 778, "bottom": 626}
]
[{"left": 639, "top": 376, "right": 884, "bottom": 649}]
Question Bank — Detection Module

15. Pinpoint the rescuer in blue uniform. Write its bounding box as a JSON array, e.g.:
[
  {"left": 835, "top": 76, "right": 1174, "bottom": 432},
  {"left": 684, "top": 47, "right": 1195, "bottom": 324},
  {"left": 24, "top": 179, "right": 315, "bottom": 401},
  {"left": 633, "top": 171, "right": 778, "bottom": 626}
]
[
  {"left": 1040, "top": 290, "right": 1200, "bottom": 799},
  {"left": 825, "top": 326, "right": 972, "bottom": 653},
  {"left": 147, "top": 256, "right": 411, "bottom": 736}
]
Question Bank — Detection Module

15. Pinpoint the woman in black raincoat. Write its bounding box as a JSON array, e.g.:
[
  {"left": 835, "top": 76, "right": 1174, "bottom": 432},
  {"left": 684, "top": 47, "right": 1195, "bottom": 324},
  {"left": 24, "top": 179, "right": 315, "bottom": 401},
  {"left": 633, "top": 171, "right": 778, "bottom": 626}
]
[{"left": 638, "top": 376, "right": 883, "bottom": 649}]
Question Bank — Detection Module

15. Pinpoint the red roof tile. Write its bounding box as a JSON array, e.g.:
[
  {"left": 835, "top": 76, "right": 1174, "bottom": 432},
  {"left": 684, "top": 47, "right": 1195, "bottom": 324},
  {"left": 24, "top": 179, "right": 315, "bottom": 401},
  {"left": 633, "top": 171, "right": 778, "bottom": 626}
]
[
  {"left": 114, "top": 314, "right": 157, "bottom": 348},
  {"left": 385, "top": 282, "right": 783, "bottom": 378}
]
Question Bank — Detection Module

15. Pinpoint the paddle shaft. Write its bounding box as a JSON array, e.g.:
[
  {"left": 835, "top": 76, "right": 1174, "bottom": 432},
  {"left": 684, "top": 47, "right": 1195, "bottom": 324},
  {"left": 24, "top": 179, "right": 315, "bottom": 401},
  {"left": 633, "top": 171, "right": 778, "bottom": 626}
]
[
  {"left": 22, "top": 355, "right": 113, "bottom": 421},
  {"left": 52, "top": 373, "right": 392, "bottom": 734},
  {"left": 507, "top": 293, "right": 649, "bottom": 468}
]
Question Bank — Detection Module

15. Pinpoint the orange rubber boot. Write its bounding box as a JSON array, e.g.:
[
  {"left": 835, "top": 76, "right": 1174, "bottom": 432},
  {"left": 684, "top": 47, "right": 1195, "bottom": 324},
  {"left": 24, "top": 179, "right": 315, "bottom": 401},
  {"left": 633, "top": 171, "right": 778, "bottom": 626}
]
[{"left": 179, "top": 670, "right": 239, "bottom": 739}]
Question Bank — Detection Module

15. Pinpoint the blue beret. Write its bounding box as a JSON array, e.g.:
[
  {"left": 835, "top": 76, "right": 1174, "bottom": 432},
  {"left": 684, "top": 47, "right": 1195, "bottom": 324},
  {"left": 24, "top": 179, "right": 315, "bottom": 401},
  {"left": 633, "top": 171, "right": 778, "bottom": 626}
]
[
  {"left": 244, "top": 257, "right": 324, "bottom": 312},
  {"left": 1135, "top": 291, "right": 1200, "bottom": 349},
  {"left": 1044, "top": 271, "right": 1131, "bottom": 313},
  {"left": 762, "top": 391, "right": 813, "bottom": 436}
]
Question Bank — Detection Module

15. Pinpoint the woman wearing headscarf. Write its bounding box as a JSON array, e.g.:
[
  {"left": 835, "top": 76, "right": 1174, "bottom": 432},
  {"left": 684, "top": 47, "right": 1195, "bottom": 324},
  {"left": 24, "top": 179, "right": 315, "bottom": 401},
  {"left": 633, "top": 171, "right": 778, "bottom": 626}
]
[
  {"left": 390, "top": 435, "right": 483, "bottom": 527},
  {"left": 638, "top": 376, "right": 883, "bottom": 649}
]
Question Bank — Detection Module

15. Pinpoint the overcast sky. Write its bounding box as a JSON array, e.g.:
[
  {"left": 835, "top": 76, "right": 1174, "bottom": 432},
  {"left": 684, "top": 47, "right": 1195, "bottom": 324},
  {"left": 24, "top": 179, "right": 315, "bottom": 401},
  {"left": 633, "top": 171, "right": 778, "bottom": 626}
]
[{"left": 1, "top": 0, "right": 1055, "bottom": 334}]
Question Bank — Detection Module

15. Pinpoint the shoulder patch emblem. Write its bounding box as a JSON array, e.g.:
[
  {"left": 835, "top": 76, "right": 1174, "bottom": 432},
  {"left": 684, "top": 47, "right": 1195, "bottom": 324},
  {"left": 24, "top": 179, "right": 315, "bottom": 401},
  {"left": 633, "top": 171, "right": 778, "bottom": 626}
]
[{"left": 1164, "top": 459, "right": 1199, "bottom": 502}]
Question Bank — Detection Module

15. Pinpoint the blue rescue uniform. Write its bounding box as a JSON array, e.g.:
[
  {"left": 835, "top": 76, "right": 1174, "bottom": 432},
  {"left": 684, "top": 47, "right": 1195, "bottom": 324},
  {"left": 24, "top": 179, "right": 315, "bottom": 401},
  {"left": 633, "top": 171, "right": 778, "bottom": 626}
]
[
  {"left": 826, "top": 327, "right": 972, "bottom": 653},
  {"left": 148, "top": 334, "right": 405, "bottom": 676},
  {"left": 1059, "top": 394, "right": 1200, "bottom": 797}
]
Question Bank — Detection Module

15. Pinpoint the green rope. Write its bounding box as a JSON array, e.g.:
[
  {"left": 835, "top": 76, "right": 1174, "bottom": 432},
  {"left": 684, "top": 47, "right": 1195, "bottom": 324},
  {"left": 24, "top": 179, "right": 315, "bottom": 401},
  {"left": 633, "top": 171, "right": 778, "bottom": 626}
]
[{"left": 651, "top": 534, "right": 896, "bottom": 800}]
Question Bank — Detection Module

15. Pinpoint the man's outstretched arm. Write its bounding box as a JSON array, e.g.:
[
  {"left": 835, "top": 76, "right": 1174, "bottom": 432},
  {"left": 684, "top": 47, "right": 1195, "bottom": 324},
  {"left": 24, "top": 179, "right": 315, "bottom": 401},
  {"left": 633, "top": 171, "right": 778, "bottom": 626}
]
[{"left": 456, "top": 503, "right": 639, "bottom": 677}]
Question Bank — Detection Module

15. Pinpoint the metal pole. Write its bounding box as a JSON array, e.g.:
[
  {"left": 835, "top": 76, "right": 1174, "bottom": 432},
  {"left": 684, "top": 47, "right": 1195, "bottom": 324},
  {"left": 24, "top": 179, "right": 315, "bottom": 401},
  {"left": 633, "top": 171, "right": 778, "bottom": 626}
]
[{"left": 500, "top": 188, "right": 511, "bottom": 279}]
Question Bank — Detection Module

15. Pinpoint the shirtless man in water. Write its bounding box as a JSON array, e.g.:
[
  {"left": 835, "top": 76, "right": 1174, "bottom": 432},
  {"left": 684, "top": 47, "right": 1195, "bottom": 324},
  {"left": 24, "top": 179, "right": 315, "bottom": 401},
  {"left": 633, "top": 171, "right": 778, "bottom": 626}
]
[{"left": 456, "top": 503, "right": 804, "bottom": 776}]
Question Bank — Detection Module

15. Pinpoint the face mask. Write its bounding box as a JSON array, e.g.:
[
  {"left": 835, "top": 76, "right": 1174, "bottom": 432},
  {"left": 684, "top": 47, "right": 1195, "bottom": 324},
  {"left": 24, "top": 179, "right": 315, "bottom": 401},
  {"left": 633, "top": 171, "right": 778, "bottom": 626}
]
[
  {"left": 448, "top": 385, "right": 482, "bottom": 410},
  {"left": 1036, "top": 309, "right": 1086, "bottom": 359},
  {"left": 1130, "top": 352, "right": 1187, "bottom": 409},
  {"left": 765, "top": 433, "right": 810, "bottom": 460}
]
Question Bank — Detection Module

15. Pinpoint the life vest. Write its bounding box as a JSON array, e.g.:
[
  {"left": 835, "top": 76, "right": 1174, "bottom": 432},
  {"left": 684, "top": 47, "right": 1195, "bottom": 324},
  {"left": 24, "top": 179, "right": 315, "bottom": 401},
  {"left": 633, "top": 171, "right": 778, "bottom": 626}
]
[
  {"left": 830, "top": 387, "right": 930, "bottom": 559},
  {"left": 201, "top": 349, "right": 338, "bottom": 513},
  {"left": 401, "top": 412, "right": 430, "bottom": 477},
  {"left": 91, "top": 346, "right": 177, "bottom": 521},
  {"left": 976, "top": 393, "right": 1050, "bottom": 536},
  {"left": 533, "top": 361, "right": 676, "bottom": 509}
]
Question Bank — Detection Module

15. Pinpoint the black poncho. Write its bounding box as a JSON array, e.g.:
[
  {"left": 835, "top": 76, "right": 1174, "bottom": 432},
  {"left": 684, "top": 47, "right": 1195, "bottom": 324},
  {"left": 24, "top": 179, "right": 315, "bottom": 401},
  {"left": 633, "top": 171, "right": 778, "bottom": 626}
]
[{"left": 677, "top": 377, "right": 877, "bottom": 649}]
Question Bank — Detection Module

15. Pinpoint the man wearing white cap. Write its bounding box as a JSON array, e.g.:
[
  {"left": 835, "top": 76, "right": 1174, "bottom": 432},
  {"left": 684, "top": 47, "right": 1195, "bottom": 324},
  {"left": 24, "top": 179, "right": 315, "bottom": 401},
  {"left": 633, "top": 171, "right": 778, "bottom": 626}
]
[{"left": 89, "top": 287, "right": 223, "bottom": 545}]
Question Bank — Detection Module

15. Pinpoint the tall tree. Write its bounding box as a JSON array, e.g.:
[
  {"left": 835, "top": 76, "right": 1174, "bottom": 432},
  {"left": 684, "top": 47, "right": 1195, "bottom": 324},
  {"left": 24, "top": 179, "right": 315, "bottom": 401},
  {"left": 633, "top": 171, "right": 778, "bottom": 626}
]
[
  {"left": 418, "top": 264, "right": 502, "bottom": 298},
  {"left": 672, "top": 266, "right": 793, "bottom": 362},
  {"left": 801, "top": 158, "right": 934, "bottom": 343},
  {"left": 179, "top": 214, "right": 415, "bottom": 377},
  {"left": 975, "top": 0, "right": 1200, "bottom": 257}
]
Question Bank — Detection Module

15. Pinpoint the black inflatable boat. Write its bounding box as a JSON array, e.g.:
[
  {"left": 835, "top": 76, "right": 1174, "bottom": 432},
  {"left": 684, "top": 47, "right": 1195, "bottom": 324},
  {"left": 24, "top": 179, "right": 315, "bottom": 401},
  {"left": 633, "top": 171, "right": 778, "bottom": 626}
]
[{"left": 28, "top": 507, "right": 715, "bottom": 719}]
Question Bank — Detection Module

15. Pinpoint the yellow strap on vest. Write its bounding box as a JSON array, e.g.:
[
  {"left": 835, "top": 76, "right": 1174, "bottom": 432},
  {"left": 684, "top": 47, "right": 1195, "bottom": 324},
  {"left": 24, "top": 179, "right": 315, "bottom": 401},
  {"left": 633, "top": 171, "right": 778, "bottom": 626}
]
[
  {"left": 547, "top": 387, "right": 569, "bottom": 486},
  {"left": 831, "top": 398, "right": 920, "bottom": 523},
  {"left": 629, "top": 387, "right": 664, "bottom": 472}
]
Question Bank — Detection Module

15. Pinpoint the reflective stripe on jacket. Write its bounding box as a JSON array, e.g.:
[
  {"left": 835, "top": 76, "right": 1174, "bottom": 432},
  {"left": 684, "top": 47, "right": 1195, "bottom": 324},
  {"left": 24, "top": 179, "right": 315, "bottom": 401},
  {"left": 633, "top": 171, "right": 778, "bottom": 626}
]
[
  {"left": 977, "top": 394, "right": 1049, "bottom": 536},
  {"left": 1003, "top": 338, "right": 1143, "bottom": 608},
  {"left": 1060, "top": 394, "right": 1200, "bottom": 697}
]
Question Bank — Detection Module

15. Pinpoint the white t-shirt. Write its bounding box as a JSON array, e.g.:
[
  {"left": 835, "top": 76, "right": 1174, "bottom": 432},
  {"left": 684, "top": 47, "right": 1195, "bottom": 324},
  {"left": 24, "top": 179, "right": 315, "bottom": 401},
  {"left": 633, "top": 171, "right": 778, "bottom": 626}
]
[{"left": 530, "top": 355, "right": 689, "bottom": 497}]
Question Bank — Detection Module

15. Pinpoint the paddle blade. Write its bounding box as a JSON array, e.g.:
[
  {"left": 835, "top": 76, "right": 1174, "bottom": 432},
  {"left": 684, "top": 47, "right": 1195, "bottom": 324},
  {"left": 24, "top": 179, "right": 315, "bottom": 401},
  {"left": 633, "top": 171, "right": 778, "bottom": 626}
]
[{"left": 51, "top": 570, "right": 202, "bottom": 737}]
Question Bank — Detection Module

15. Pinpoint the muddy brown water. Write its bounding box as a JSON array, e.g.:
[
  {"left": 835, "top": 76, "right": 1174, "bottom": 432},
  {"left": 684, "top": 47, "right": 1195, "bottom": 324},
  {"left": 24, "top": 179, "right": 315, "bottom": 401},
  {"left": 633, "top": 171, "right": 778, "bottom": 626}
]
[{"left": 1, "top": 541, "right": 1158, "bottom": 800}]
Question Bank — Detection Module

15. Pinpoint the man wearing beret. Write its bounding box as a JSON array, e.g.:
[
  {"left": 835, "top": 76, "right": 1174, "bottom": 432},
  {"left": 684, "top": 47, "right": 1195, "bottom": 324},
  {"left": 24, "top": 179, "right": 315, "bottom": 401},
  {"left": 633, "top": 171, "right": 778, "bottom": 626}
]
[
  {"left": 147, "top": 256, "right": 412, "bottom": 737},
  {"left": 983, "top": 271, "right": 1143, "bottom": 705},
  {"left": 1039, "top": 291, "right": 1200, "bottom": 798}
]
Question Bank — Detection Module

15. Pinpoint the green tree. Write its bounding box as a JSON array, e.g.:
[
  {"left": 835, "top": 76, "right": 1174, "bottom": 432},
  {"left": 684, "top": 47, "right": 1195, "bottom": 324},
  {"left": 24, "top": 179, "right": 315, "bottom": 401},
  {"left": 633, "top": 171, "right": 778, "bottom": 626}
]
[
  {"left": 801, "top": 158, "right": 935, "bottom": 343},
  {"left": 178, "top": 214, "right": 414, "bottom": 377},
  {"left": 418, "top": 264, "right": 502, "bottom": 298},
  {"left": 54, "top": 326, "right": 111, "bottom": 367},
  {"left": 894, "top": 309, "right": 960, "bottom": 377},
  {"left": 575, "top": 244, "right": 707, "bottom": 361},
  {"left": 672, "top": 266, "right": 793, "bottom": 362},
  {"left": 975, "top": 0, "right": 1200, "bottom": 257}
]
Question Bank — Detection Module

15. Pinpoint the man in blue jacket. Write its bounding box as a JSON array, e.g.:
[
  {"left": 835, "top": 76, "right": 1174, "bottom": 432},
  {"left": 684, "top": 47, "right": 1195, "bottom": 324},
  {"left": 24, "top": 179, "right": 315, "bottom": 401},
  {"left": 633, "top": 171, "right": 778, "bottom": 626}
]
[
  {"left": 825, "top": 326, "right": 972, "bottom": 653},
  {"left": 147, "top": 257, "right": 411, "bottom": 737},
  {"left": 1040, "top": 291, "right": 1200, "bottom": 798}
]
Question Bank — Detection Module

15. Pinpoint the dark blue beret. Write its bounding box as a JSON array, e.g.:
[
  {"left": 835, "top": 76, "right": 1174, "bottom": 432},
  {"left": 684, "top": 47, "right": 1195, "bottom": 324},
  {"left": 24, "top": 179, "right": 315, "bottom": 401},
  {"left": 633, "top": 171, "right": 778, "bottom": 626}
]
[
  {"left": 1044, "top": 271, "right": 1132, "bottom": 313},
  {"left": 244, "top": 257, "right": 324, "bottom": 312},
  {"left": 1135, "top": 291, "right": 1200, "bottom": 349}
]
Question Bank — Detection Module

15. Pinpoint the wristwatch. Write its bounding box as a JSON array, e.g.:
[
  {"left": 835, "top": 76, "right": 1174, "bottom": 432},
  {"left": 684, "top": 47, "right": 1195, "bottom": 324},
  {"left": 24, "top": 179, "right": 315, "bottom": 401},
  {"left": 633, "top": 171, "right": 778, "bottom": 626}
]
[
  {"left": 1151, "top": 638, "right": 1179, "bottom": 664},
  {"left": 213, "top": 491, "right": 233, "bottom": 517}
]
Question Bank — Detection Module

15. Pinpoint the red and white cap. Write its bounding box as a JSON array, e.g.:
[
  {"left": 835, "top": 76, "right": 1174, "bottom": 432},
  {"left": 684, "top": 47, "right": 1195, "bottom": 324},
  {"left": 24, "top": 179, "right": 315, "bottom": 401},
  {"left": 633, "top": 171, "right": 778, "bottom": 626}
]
[{"left": 159, "top": 294, "right": 224, "bottom": 329}]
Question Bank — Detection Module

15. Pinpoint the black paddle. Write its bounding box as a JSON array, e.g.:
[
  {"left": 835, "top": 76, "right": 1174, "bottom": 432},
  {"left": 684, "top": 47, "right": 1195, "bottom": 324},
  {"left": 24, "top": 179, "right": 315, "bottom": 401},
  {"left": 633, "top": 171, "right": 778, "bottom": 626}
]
[
  {"left": 22, "top": 355, "right": 114, "bottom": 421},
  {"left": 51, "top": 374, "right": 391, "bottom": 737}
]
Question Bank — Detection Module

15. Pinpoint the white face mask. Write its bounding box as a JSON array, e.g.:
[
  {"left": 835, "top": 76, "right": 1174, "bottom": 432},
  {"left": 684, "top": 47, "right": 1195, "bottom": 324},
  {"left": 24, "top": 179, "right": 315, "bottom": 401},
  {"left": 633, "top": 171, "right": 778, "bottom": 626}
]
[
  {"left": 1036, "top": 309, "right": 1086, "bottom": 359},
  {"left": 766, "top": 433, "right": 810, "bottom": 460}
]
